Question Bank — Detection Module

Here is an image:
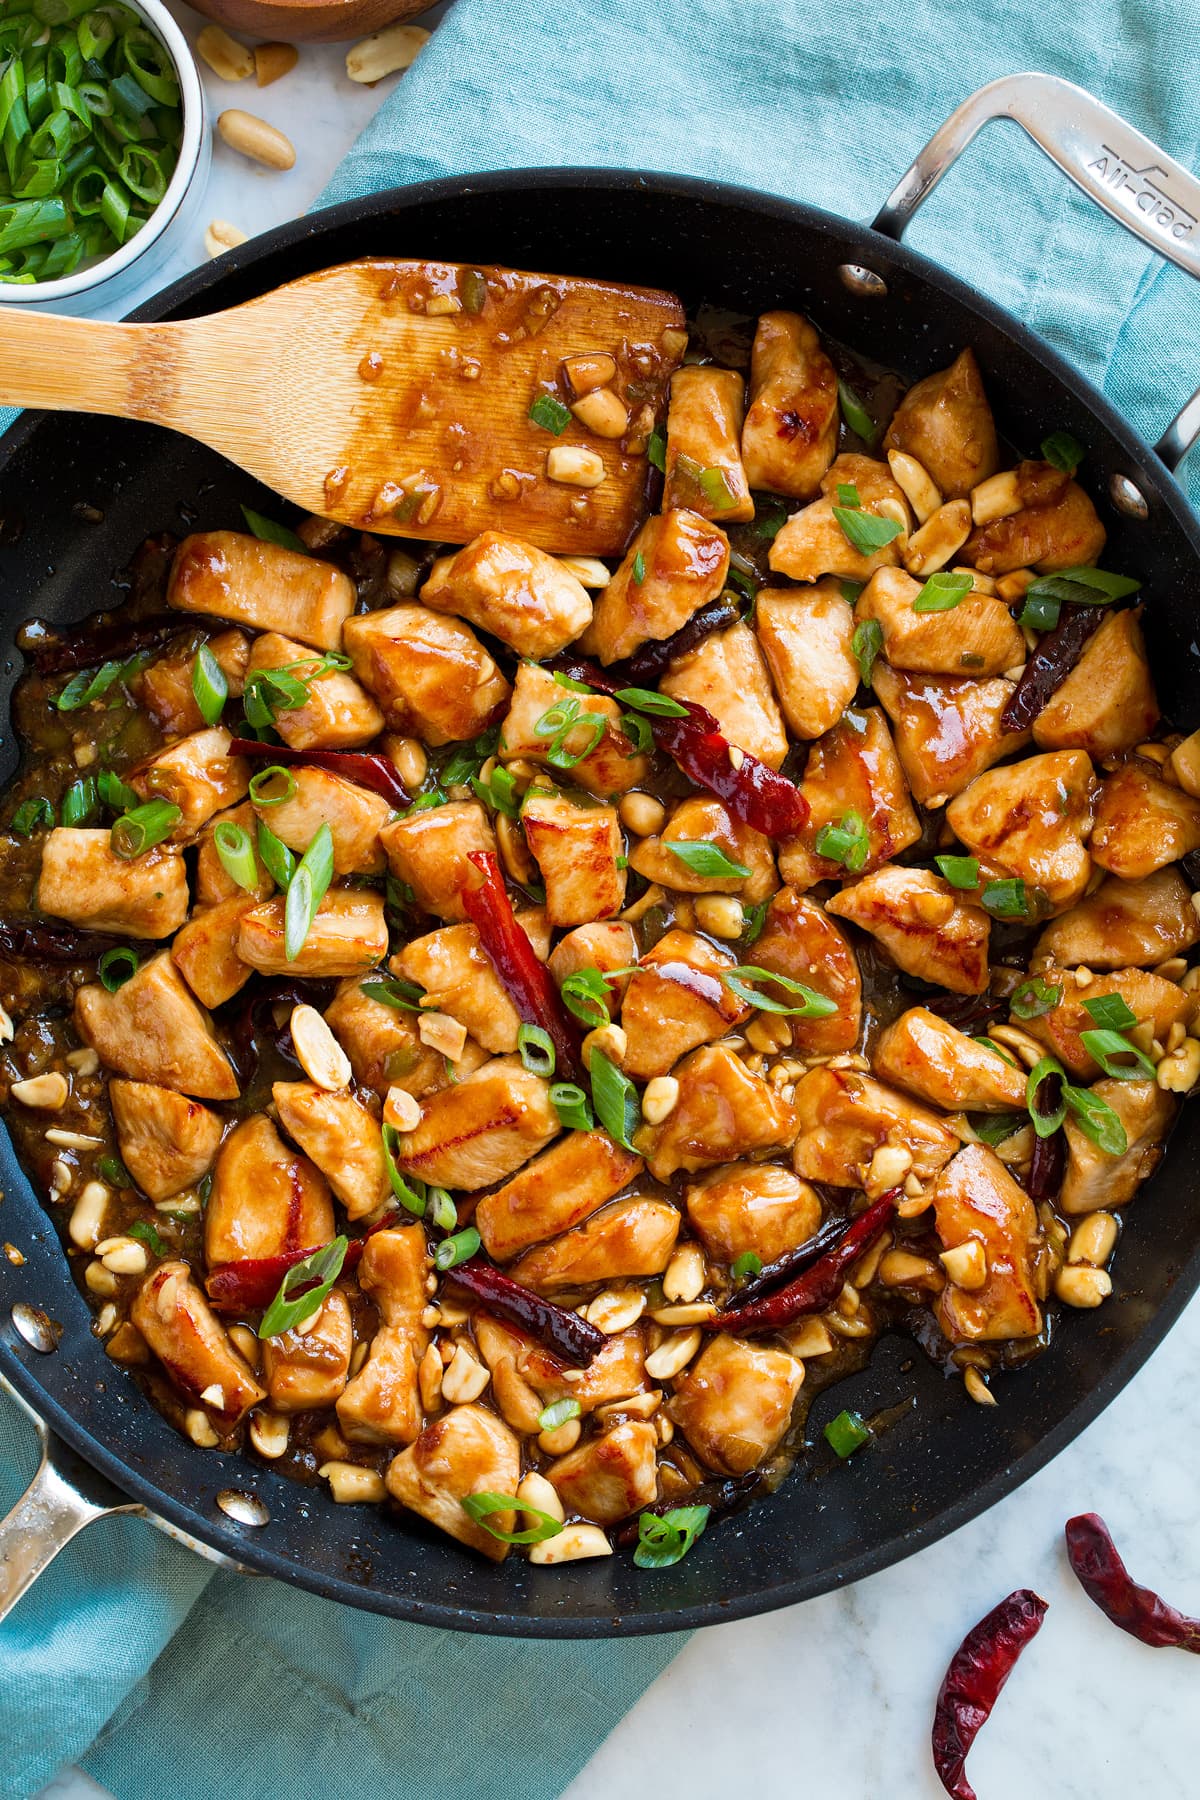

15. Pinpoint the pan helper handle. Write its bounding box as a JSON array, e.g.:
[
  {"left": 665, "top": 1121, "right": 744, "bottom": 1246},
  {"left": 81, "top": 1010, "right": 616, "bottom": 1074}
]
[{"left": 872, "top": 72, "right": 1200, "bottom": 470}]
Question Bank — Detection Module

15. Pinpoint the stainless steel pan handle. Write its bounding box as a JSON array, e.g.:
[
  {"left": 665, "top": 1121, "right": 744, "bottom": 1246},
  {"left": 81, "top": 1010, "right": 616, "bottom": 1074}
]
[{"left": 872, "top": 71, "right": 1200, "bottom": 471}]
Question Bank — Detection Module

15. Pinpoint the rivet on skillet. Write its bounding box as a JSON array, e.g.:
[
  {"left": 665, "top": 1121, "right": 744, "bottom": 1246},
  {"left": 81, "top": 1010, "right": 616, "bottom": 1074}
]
[
  {"left": 1109, "top": 472, "right": 1150, "bottom": 521},
  {"left": 10, "top": 1301, "right": 62, "bottom": 1353},
  {"left": 837, "top": 264, "right": 889, "bottom": 299},
  {"left": 216, "top": 1489, "right": 270, "bottom": 1528}
]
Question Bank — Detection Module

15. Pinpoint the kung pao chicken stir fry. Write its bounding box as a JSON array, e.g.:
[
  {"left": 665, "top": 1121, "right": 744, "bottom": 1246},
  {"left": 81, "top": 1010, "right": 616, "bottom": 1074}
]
[{"left": 2, "top": 267, "right": 1196, "bottom": 1572}]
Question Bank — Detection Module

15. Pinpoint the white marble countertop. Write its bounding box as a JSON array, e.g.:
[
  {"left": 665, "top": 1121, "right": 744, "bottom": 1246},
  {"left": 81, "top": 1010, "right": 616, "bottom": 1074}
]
[{"left": 30, "top": 8, "right": 1200, "bottom": 1795}]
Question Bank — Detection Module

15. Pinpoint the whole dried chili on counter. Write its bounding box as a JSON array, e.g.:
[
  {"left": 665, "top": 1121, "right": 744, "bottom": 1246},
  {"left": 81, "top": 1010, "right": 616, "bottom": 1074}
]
[
  {"left": 1065, "top": 1512, "right": 1200, "bottom": 1651},
  {"left": 228, "top": 737, "right": 409, "bottom": 808},
  {"left": 546, "top": 652, "right": 809, "bottom": 839},
  {"left": 932, "top": 1589, "right": 1048, "bottom": 1800},
  {"left": 705, "top": 1190, "right": 897, "bottom": 1335},
  {"left": 462, "top": 849, "right": 583, "bottom": 1083},
  {"left": 444, "top": 1259, "right": 604, "bottom": 1367}
]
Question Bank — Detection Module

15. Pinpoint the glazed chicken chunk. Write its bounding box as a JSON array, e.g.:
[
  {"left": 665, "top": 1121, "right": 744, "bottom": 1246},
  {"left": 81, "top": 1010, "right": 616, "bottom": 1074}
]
[{"left": 740, "top": 310, "right": 839, "bottom": 499}]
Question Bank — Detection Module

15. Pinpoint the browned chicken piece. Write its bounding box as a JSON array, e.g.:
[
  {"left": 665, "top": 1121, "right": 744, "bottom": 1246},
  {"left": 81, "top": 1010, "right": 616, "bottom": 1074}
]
[
  {"left": 236, "top": 887, "right": 388, "bottom": 977},
  {"left": 261, "top": 1286, "right": 353, "bottom": 1415},
  {"left": 139, "top": 629, "right": 250, "bottom": 738},
  {"left": 946, "top": 749, "right": 1098, "bottom": 915},
  {"left": 1034, "top": 868, "right": 1200, "bottom": 970},
  {"left": 37, "top": 829, "right": 188, "bottom": 939},
  {"left": 663, "top": 365, "right": 754, "bottom": 523},
  {"left": 521, "top": 788, "right": 625, "bottom": 926},
  {"left": 883, "top": 349, "right": 999, "bottom": 498},
  {"left": 420, "top": 530, "right": 592, "bottom": 657},
  {"left": 546, "top": 1420, "right": 659, "bottom": 1524},
  {"left": 75, "top": 951, "right": 238, "bottom": 1100},
  {"left": 1060, "top": 1079, "right": 1176, "bottom": 1215},
  {"left": 874, "top": 1008, "right": 1029, "bottom": 1111},
  {"left": 660, "top": 620, "right": 789, "bottom": 769},
  {"left": 872, "top": 665, "right": 1029, "bottom": 807},
  {"left": 130, "top": 726, "right": 250, "bottom": 841},
  {"left": 1021, "top": 968, "right": 1190, "bottom": 1079},
  {"left": 641, "top": 1043, "right": 797, "bottom": 1183},
  {"left": 384, "top": 1405, "right": 521, "bottom": 1563},
  {"left": 855, "top": 567, "right": 1026, "bottom": 678},
  {"left": 132, "top": 1261, "right": 266, "bottom": 1427},
  {"left": 342, "top": 603, "right": 510, "bottom": 746},
  {"left": 1033, "top": 609, "right": 1159, "bottom": 756},
  {"left": 508, "top": 1196, "right": 681, "bottom": 1292},
  {"left": 1090, "top": 762, "right": 1200, "bottom": 881},
  {"left": 826, "top": 865, "right": 991, "bottom": 995},
  {"left": 246, "top": 631, "right": 384, "bottom": 750},
  {"left": 933, "top": 1144, "right": 1042, "bottom": 1343},
  {"left": 579, "top": 508, "right": 730, "bottom": 665},
  {"left": 338, "top": 1225, "right": 431, "bottom": 1447},
  {"left": 547, "top": 921, "right": 638, "bottom": 1018},
  {"left": 685, "top": 1163, "right": 823, "bottom": 1263},
  {"left": 325, "top": 974, "right": 487, "bottom": 1098},
  {"left": 669, "top": 1334, "right": 804, "bottom": 1475},
  {"left": 754, "top": 582, "right": 859, "bottom": 740},
  {"left": 109, "top": 1080, "right": 224, "bottom": 1203},
  {"left": 394, "top": 911, "right": 551, "bottom": 1055},
  {"left": 204, "top": 1114, "right": 333, "bottom": 1265},
  {"left": 475, "top": 1131, "right": 644, "bottom": 1262},
  {"left": 393, "top": 1056, "right": 558, "bottom": 1190},
  {"left": 171, "top": 896, "right": 257, "bottom": 1009},
  {"left": 168, "top": 531, "right": 355, "bottom": 651},
  {"left": 379, "top": 801, "right": 497, "bottom": 923},
  {"left": 473, "top": 1314, "right": 649, "bottom": 1418},
  {"left": 741, "top": 310, "right": 839, "bottom": 499},
  {"left": 629, "top": 795, "right": 778, "bottom": 903},
  {"left": 792, "top": 1066, "right": 959, "bottom": 1189},
  {"left": 194, "top": 801, "right": 273, "bottom": 906},
  {"left": 620, "top": 928, "right": 751, "bottom": 1079},
  {"left": 249, "top": 766, "right": 391, "bottom": 877},
  {"left": 777, "top": 706, "right": 921, "bottom": 892},
  {"left": 272, "top": 1081, "right": 389, "bottom": 1221},
  {"left": 965, "top": 461, "right": 1106, "bottom": 574},
  {"left": 750, "top": 888, "right": 862, "bottom": 1055},
  {"left": 498, "top": 662, "right": 649, "bottom": 797},
  {"left": 768, "top": 454, "right": 911, "bottom": 584}
]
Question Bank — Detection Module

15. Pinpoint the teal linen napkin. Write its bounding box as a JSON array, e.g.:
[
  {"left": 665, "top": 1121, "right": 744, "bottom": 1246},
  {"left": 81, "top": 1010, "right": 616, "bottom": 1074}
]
[{"left": 3, "top": 1, "right": 1200, "bottom": 1794}]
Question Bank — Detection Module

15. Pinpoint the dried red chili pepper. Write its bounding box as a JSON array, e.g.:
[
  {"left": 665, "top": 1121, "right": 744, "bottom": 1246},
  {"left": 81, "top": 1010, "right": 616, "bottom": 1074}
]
[
  {"left": 0, "top": 920, "right": 155, "bottom": 963},
  {"left": 706, "top": 1190, "right": 898, "bottom": 1335},
  {"left": 461, "top": 849, "right": 583, "bottom": 1083},
  {"left": 1000, "top": 603, "right": 1105, "bottom": 732},
  {"left": 620, "top": 595, "right": 741, "bottom": 686},
  {"left": 1065, "top": 1512, "right": 1200, "bottom": 1651},
  {"left": 933, "top": 1589, "right": 1048, "bottom": 1800},
  {"left": 207, "top": 1231, "right": 376, "bottom": 1311},
  {"left": 444, "top": 1259, "right": 604, "bottom": 1367},
  {"left": 229, "top": 737, "right": 409, "bottom": 808},
  {"left": 726, "top": 1216, "right": 848, "bottom": 1306},
  {"left": 547, "top": 653, "right": 808, "bottom": 839},
  {"left": 1026, "top": 1125, "right": 1065, "bottom": 1202}
]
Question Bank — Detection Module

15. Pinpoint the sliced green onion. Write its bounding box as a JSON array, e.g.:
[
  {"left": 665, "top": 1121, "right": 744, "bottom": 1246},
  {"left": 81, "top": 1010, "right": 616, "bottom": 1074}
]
[
  {"left": 428, "top": 1187, "right": 457, "bottom": 1233},
  {"left": 458, "top": 267, "right": 487, "bottom": 312},
  {"left": 1041, "top": 430, "right": 1084, "bottom": 472},
  {"left": 56, "top": 658, "right": 123, "bottom": 710},
  {"left": 10, "top": 795, "right": 53, "bottom": 835},
  {"left": 528, "top": 392, "right": 571, "bottom": 435},
  {"left": 1062, "top": 1083, "right": 1128, "bottom": 1156},
  {"left": 837, "top": 376, "right": 877, "bottom": 445},
  {"left": 560, "top": 967, "right": 614, "bottom": 1029},
  {"left": 619, "top": 710, "right": 654, "bottom": 754},
  {"left": 240, "top": 505, "right": 306, "bottom": 554},
  {"left": 1078, "top": 1027, "right": 1156, "bottom": 1082},
  {"left": 127, "top": 1217, "right": 167, "bottom": 1257},
  {"left": 1019, "top": 565, "right": 1141, "bottom": 633},
  {"left": 537, "top": 1397, "right": 581, "bottom": 1432},
  {"left": 433, "top": 1226, "right": 481, "bottom": 1271},
  {"left": 832, "top": 503, "right": 903, "bottom": 557},
  {"left": 741, "top": 898, "right": 768, "bottom": 945},
  {"left": 612, "top": 687, "right": 689, "bottom": 718},
  {"left": 647, "top": 428, "right": 667, "bottom": 472},
  {"left": 1026, "top": 1056, "right": 1066, "bottom": 1137},
  {"left": 213, "top": 821, "right": 258, "bottom": 892},
  {"left": 751, "top": 496, "right": 789, "bottom": 541},
  {"left": 283, "top": 823, "right": 334, "bottom": 960},
  {"left": 61, "top": 776, "right": 97, "bottom": 827},
  {"left": 248, "top": 765, "right": 297, "bottom": 808},
  {"left": 110, "top": 798, "right": 179, "bottom": 859},
  {"left": 517, "top": 1022, "right": 556, "bottom": 1077},
  {"left": 840, "top": 579, "right": 865, "bottom": 605},
  {"left": 666, "top": 840, "right": 750, "bottom": 879},
  {"left": 722, "top": 964, "right": 836, "bottom": 1019},
  {"left": 696, "top": 464, "right": 740, "bottom": 513},
  {"left": 590, "top": 1049, "right": 640, "bottom": 1151},
  {"left": 471, "top": 764, "right": 520, "bottom": 818},
  {"left": 730, "top": 1251, "right": 762, "bottom": 1281},
  {"left": 97, "top": 945, "right": 138, "bottom": 990},
  {"left": 258, "top": 1236, "right": 347, "bottom": 1340},
  {"left": 824, "top": 1409, "right": 871, "bottom": 1459},
  {"left": 551, "top": 1080, "right": 595, "bottom": 1131},
  {"left": 381, "top": 1123, "right": 426, "bottom": 1215},
  {"left": 815, "top": 809, "right": 869, "bottom": 873},
  {"left": 935, "top": 854, "right": 980, "bottom": 890},
  {"left": 975, "top": 1036, "right": 1019, "bottom": 1068},
  {"left": 1082, "top": 993, "right": 1138, "bottom": 1032},
  {"left": 190, "top": 644, "right": 227, "bottom": 726},
  {"left": 852, "top": 618, "right": 882, "bottom": 687},
  {"left": 1018, "top": 587, "right": 1063, "bottom": 633},
  {"left": 96, "top": 1153, "right": 133, "bottom": 1188},
  {"left": 633, "top": 1504, "right": 711, "bottom": 1569},
  {"left": 980, "top": 877, "right": 1029, "bottom": 919},
  {"left": 971, "top": 1111, "right": 1028, "bottom": 1148},
  {"left": 360, "top": 974, "right": 424, "bottom": 1011},
  {"left": 256, "top": 821, "right": 296, "bottom": 889},
  {"left": 460, "top": 1491, "right": 563, "bottom": 1546},
  {"left": 913, "top": 571, "right": 973, "bottom": 613},
  {"left": 632, "top": 551, "right": 646, "bottom": 584},
  {"left": 97, "top": 767, "right": 138, "bottom": 812},
  {"left": 1010, "top": 976, "right": 1062, "bottom": 1021}
]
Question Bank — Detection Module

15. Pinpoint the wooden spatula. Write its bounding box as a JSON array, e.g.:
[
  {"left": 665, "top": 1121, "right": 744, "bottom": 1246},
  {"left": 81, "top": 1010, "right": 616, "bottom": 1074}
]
[{"left": 0, "top": 259, "right": 687, "bottom": 555}]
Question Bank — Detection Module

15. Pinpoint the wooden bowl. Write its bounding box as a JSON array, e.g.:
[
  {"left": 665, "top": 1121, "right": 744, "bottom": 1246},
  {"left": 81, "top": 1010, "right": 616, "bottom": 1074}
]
[{"left": 189, "top": 0, "right": 431, "bottom": 43}]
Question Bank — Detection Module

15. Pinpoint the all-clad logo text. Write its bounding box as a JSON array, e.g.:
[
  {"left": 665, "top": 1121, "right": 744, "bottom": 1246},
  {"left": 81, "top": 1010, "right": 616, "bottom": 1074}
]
[{"left": 1088, "top": 145, "right": 1197, "bottom": 241}]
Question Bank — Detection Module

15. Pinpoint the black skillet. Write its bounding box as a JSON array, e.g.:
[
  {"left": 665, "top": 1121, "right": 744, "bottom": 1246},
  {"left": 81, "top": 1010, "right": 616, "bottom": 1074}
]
[{"left": 2, "top": 72, "right": 1199, "bottom": 1637}]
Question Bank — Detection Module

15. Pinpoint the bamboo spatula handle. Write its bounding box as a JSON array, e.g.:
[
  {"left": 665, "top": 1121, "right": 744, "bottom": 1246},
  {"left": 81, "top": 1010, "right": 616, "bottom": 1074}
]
[{"left": 0, "top": 309, "right": 190, "bottom": 423}]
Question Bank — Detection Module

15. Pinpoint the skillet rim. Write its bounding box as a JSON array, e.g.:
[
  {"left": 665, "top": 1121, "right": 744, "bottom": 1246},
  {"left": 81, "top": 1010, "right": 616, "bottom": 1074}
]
[{"left": 1, "top": 165, "right": 1198, "bottom": 1638}]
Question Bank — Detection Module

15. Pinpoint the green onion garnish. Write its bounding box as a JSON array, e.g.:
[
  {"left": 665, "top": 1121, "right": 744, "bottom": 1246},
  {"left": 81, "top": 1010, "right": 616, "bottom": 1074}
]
[
  {"left": 722, "top": 964, "right": 836, "bottom": 1019},
  {"left": 1082, "top": 993, "right": 1137, "bottom": 1032},
  {"left": 10, "top": 795, "right": 53, "bottom": 835},
  {"left": 428, "top": 1186, "right": 457, "bottom": 1233},
  {"left": 1062, "top": 1083, "right": 1128, "bottom": 1155},
  {"left": 815, "top": 809, "right": 869, "bottom": 873},
  {"left": 538, "top": 1398, "right": 581, "bottom": 1432},
  {"left": 56, "top": 659, "right": 124, "bottom": 711},
  {"left": 981, "top": 877, "right": 1028, "bottom": 919},
  {"left": 433, "top": 1226, "right": 481, "bottom": 1271},
  {"left": 258, "top": 1236, "right": 348, "bottom": 1340},
  {"left": 528, "top": 392, "right": 572, "bottom": 435},
  {"left": 935, "top": 854, "right": 980, "bottom": 890},
  {"left": 127, "top": 1218, "right": 167, "bottom": 1258},
  {"left": 240, "top": 505, "right": 307, "bottom": 554},
  {"left": 970, "top": 1111, "right": 1028, "bottom": 1148},
  {"left": 633, "top": 1504, "right": 711, "bottom": 1569},
  {"left": 560, "top": 967, "right": 615, "bottom": 1030},
  {"left": 61, "top": 775, "right": 98, "bottom": 828},
  {"left": 832, "top": 501, "right": 903, "bottom": 557},
  {"left": 517, "top": 1022, "right": 556, "bottom": 1078},
  {"left": 913, "top": 571, "right": 973, "bottom": 613},
  {"left": 852, "top": 618, "right": 882, "bottom": 687},
  {"left": 191, "top": 644, "right": 227, "bottom": 727},
  {"left": 837, "top": 377, "right": 877, "bottom": 446},
  {"left": 1026, "top": 1056, "right": 1067, "bottom": 1137},
  {"left": 96, "top": 1154, "right": 133, "bottom": 1188},
  {"left": 611, "top": 687, "right": 689, "bottom": 718},
  {"left": 752, "top": 495, "right": 789, "bottom": 541},
  {"left": 110, "top": 798, "right": 180, "bottom": 859},
  {"left": 1041, "top": 430, "right": 1084, "bottom": 473},
  {"left": 742, "top": 898, "right": 768, "bottom": 945},
  {"left": 212, "top": 821, "right": 258, "bottom": 892},
  {"left": 257, "top": 821, "right": 297, "bottom": 890},
  {"left": 460, "top": 1491, "right": 563, "bottom": 1546},
  {"left": 381, "top": 1124, "right": 426, "bottom": 1215},
  {"left": 531, "top": 696, "right": 607, "bottom": 770},
  {"left": 696, "top": 464, "right": 740, "bottom": 513},
  {"left": 975, "top": 1036, "right": 1020, "bottom": 1067},
  {"left": 550, "top": 1080, "right": 595, "bottom": 1131},
  {"left": 1010, "top": 976, "right": 1062, "bottom": 1021},
  {"left": 471, "top": 764, "right": 520, "bottom": 817},
  {"left": 730, "top": 1251, "right": 762, "bottom": 1281},
  {"left": 1018, "top": 565, "right": 1141, "bottom": 633},
  {"left": 666, "top": 840, "right": 751, "bottom": 879},
  {"left": 589, "top": 1049, "right": 640, "bottom": 1151},
  {"left": 824, "top": 1409, "right": 871, "bottom": 1459},
  {"left": 647, "top": 428, "right": 667, "bottom": 472},
  {"left": 97, "top": 768, "right": 138, "bottom": 812},
  {"left": 283, "top": 823, "right": 334, "bottom": 961},
  {"left": 360, "top": 974, "right": 425, "bottom": 1011},
  {"left": 632, "top": 551, "right": 646, "bottom": 584},
  {"left": 1078, "top": 1028, "right": 1156, "bottom": 1082},
  {"left": 248, "top": 765, "right": 297, "bottom": 807},
  {"left": 97, "top": 945, "right": 138, "bottom": 991}
]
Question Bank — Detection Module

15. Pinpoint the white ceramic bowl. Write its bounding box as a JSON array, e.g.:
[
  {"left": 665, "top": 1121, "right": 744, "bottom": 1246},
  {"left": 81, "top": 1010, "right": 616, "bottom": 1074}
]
[{"left": 0, "top": 0, "right": 209, "bottom": 315}]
